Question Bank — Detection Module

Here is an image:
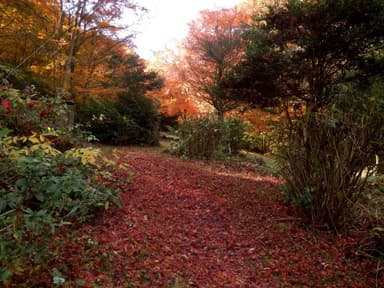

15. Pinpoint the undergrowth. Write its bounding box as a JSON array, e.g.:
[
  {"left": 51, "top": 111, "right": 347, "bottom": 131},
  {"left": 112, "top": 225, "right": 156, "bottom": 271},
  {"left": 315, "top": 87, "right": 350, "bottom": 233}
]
[
  {"left": 170, "top": 116, "right": 245, "bottom": 160},
  {"left": 0, "top": 85, "right": 125, "bottom": 285}
]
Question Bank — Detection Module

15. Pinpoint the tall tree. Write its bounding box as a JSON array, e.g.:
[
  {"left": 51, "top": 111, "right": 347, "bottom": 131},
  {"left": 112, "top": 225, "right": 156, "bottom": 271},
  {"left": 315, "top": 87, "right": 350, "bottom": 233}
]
[
  {"left": 57, "top": 0, "right": 142, "bottom": 99},
  {"left": 182, "top": 8, "right": 248, "bottom": 117},
  {"left": 0, "top": 0, "right": 60, "bottom": 91},
  {"left": 75, "top": 51, "right": 164, "bottom": 145},
  {"left": 0, "top": 0, "right": 144, "bottom": 101},
  {"left": 227, "top": 0, "right": 384, "bottom": 114}
]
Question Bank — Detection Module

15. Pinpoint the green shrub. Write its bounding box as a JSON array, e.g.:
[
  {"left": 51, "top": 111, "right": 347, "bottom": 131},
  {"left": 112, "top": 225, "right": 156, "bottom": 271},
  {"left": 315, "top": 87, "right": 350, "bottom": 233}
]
[
  {"left": 76, "top": 94, "right": 160, "bottom": 145},
  {"left": 0, "top": 85, "right": 123, "bottom": 284},
  {"left": 0, "top": 144, "right": 120, "bottom": 283},
  {"left": 171, "top": 116, "right": 245, "bottom": 159},
  {"left": 76, "top": 99, "right": 124, "bottom": 143},
  {"left": 159, "top": 112, "right": 180, "bottom": 131},
  {"left": 357, "top": 175, "right": 384, "bottom": 258},
  {"left": 279, "top": 84, "right": 384, "bottom": 230},
  {"left": 0, "top": 64, "right": 52, "bottom": 96}
]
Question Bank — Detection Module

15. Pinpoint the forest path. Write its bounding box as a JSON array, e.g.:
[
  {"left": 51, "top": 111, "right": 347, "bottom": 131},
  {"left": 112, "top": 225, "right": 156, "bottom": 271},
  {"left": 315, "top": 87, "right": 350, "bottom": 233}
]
[{"left": 74, "top": 146, "right": 377, "bottom": 288}]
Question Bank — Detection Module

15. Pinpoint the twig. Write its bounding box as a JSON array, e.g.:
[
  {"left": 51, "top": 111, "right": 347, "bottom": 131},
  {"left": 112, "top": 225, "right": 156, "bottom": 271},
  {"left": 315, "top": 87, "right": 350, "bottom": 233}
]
[
  {"left": 0, "top": 209, "right": 16, "bottom": 218},
  {"left": 0, "top": 224, "right": 13, "bottom": 233},
  {"left": 275, "top": 217, "right": 302, "bottom": 221}
]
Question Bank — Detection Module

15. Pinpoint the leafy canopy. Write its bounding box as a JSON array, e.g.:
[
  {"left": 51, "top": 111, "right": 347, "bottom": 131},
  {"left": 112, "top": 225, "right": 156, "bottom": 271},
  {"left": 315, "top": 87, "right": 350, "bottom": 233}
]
[{"left": 226, "top": 0, "right": 384, "bottom": 112}]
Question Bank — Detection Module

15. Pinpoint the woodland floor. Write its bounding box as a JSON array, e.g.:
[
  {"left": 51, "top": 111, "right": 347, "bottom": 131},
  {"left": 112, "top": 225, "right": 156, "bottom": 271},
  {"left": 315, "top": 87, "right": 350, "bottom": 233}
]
[{"left": 47, "top": 145, "right": 382, "bottom": 287}]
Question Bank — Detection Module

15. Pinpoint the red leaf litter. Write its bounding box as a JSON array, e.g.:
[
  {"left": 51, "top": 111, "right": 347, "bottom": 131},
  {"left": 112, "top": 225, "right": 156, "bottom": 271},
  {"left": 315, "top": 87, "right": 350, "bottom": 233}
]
[{"left": 52, "top": 149, "right": 383, "bottom": 287}]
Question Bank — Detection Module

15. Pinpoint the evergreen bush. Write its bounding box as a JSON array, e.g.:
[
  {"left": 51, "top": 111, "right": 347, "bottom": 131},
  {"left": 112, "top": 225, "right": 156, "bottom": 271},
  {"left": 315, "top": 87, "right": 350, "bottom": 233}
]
[{"left": 76, "top": 93, "right": 160, "bottom": 146}]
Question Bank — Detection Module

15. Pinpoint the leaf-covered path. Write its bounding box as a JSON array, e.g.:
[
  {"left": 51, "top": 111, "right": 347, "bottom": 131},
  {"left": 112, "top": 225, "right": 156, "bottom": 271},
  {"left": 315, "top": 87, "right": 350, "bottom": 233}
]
[{"left": 70, "top": 148, "right": 380, "bottom": 287}]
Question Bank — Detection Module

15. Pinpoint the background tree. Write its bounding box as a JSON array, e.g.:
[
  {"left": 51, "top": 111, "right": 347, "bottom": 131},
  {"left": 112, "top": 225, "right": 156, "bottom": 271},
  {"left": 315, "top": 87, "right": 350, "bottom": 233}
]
[
  {"left": 56, "top": 0, "right": 142, "bottom": 99},
  {"left": 0, "top": 0, "right": 60, "bottom": 93},
  {"left": 149, "top": 49, "right": 200, "bottom": 122},
  {"left": 0, "top": 0, "right": 144, "bottom": 100},
  {"left": 182, "top": 8, "right": 248, "bottom": 118},
  {"left": 76, "top": 51, "right": 164, "bottom": 145},
  {"left": 0, "top": 0, "right": 164, "bottom": 144}
]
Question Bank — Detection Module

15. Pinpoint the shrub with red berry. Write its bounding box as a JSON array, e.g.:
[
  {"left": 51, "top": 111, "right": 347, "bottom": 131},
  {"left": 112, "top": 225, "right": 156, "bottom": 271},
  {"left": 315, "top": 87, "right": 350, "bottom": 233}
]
[{"left": 0, "top": 85, "right": 66, "bottom": 135}]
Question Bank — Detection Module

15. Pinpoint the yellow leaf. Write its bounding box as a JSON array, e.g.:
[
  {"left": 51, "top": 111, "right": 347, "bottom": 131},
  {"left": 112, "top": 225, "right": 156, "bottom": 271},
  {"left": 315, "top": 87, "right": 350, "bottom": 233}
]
[
  {"left": 372, "top": 227, "right": 384, "bottom": 233},
  {"left": 14, "top": 262, "right": 24, "bottom": 274},
  {"left": 39, "top": 134, "right": 45, "bottom": 142},
  {"left": 37, "top": 32, "right": 45, "bottom": 39},
  {"left": 119, "top": 163, "right": 130, "bottom": 170},
  {"left": 104, "top": 201, "right": 110, "bottom": 210},
  {"left": 28, "top": 136, "right": 39, "bottom": 144}
]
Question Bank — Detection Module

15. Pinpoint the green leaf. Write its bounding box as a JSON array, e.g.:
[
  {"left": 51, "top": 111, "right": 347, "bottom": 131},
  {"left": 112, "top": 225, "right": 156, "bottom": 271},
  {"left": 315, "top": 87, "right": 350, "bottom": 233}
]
[
  {"left": 75, "top": 279, "right": 86, "bottom": 286},
  {"left": 0, "top": 128, "right": 12, "bottom": 139},
  {"left": 0, "top": 267, "right": 12, "bottom": 282},
  {"left": 15, "top": 178, "right": 28, "bottom": 194},
  {"left": 35, "top": 191, "right": 45, "bottom": 202}
]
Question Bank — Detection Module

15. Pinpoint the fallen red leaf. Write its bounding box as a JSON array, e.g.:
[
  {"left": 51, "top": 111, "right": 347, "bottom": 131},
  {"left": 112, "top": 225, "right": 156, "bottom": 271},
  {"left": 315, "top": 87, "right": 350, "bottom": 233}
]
[{"left": 16, "top": 147, "right": 383, "bottom": 287}]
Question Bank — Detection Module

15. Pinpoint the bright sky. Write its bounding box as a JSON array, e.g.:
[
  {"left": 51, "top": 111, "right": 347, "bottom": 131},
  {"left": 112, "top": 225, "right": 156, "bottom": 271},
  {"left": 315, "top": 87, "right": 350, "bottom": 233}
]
[{"left": 133, "top": 0, "right": 244, "bottom": 60}]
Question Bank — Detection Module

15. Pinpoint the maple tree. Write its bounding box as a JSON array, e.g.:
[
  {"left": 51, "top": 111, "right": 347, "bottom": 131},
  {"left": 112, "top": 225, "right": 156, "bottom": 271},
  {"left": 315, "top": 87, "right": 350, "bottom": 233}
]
[
  {"left": 149, "top": 1, "right": 288, "bottom": 121},
  {"left": 181, "top": 8, "right": 249, "bottom": 118},
  {"left": 149, "top": 49, "right": 201, "bottom": 120}
]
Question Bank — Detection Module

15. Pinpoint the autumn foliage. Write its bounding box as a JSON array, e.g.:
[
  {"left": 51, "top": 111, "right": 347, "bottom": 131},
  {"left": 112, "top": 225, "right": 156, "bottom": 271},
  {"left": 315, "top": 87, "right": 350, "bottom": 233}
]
[{"left": 1, "top": 0, "right": 384, "bottom": 286}]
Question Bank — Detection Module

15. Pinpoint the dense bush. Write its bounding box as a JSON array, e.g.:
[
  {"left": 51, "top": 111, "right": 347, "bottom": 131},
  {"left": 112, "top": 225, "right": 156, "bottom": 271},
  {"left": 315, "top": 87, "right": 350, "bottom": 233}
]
[
  {"left": 76, "top": 93, "right": 160, "bottom": 145},
  {"left": 0, "top": 85, "right": 121, "bottom": 284},
  {"left": 0, "top": 137, "right": 120, "bottom": 284},
  {"left": 224, "top": 0, "right": 384, "bottom": 233},
  {"left": 0, "top": 86, "right": 65, "bottom": 135},
  {"left": 171, "top": 116, "right": 245, "bottom": 159},
  {"left": 115, "top": 92, "right": 160, "bottom": 145},
  {"left": 279, "top": 84, "right": 384, "bottom": 230}
]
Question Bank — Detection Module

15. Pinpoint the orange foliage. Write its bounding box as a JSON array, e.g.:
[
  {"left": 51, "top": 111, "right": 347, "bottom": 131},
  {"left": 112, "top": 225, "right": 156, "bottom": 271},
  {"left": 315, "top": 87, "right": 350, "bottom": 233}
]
[
  {"left": 149, "top": 49, "right": 203, "bottom": 119},
  {"left": 0, "top": 0, "right": 144, "bottom": 103},
  {"left": 151, "top": 7, "right": 252, "bottom": 118},
  {"left": 152, "top": 77, "right": 199, "bottom": 119},
  {"left": 182, "top": 8, "right": 249, "bottom": 94},
  {"left": 148, "top": 2, "right": 290, "bottom": 119}
]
